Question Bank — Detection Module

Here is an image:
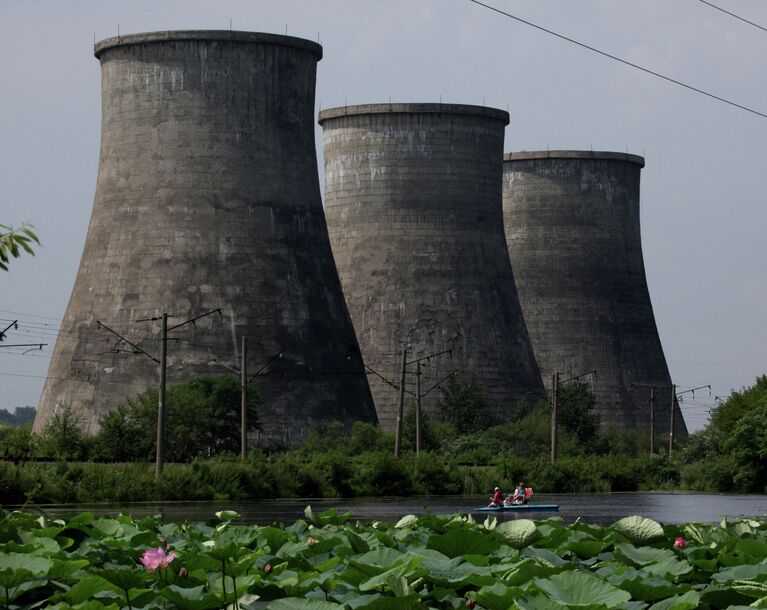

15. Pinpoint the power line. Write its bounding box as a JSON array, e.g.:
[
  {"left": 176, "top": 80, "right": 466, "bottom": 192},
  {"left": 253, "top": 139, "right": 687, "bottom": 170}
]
[
  {"left": 0, "top": 309, "right": 63, "bottom": 322},
  {"left": 697, "top": 0, "right": 767, "bottom": 33},
  {"left": 466, "top": 0, "right": 767, "bottom": 119}
]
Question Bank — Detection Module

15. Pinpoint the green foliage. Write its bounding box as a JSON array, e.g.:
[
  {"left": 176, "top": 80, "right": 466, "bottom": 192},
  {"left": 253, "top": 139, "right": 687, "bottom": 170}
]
[
  {"left": 0, "top": 223, "right": 40, "bottom": 270},
  {"left": 2, "top": 508, "right": 767, "bottom": 608},
  {"left": 94, "top": 374, "right": 260, "bottom": 462},
  {"left": 0, "top": 424, "right": 34, "bottom": 463},
  {"left": 557, "top": 381, "right": 601, "bottom": 444},
  {"left": 677, "top": 375, "right": 767, "bottom": 493},
  {"left": 723, "top": 393, "right": 767, "bottom": 492},
  {"left": 709, "top": 375, "right": 767, "bottom": 437},
  {"left": 0, "top": 406, "right": 36, "bottom": 427},
  {"left": 296, "top": 420, "right": 394, "bottom": 458},
  {"left": 437, "top": 373, "right": 499, "bottom": 434},
  {"left": 401, "top": 405, "right": 441, "bottom": 453},
  {"left": 37, "top": 403, "right": 88, "bottom": 461}
]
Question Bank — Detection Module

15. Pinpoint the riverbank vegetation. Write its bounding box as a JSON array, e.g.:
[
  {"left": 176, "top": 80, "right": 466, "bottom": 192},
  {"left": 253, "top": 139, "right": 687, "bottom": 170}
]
[
  {"left": 2, "top": 505, "right": 767, "bottom": 609},
  {"left": 1, "top": 374, "right": 766, "bottom": 504}
]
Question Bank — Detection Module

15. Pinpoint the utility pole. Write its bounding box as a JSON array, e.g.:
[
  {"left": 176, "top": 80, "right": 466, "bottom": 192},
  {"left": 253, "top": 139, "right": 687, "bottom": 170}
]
[
  {"left": 240, "top": 335, "right": 247, "bottom": 460},
  {"left": 99, "top": 307, "right": 221, "bottom": 480},
  {"left": 649, "top": 387, "right": 655, "bottom": 456},
  {"left": 415, "top": 361, "right": 422, "bottom": 456},
  {"left": 669, "top": 383, "right": 676, "bottom": 456},
  {"left": 394, "top": 347, "right": 408, "bottom": 458},
  {"left": 551, "top": 372, "right": 559, "bottom": 463},
  {"left": 155, "top": 313, "right": 168, "bottom": 478}
]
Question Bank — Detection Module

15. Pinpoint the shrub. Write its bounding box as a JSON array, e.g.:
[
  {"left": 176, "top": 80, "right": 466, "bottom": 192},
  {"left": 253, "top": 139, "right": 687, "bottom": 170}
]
[
  {"left": 409, "top": 452, "right": 462, "bottom": 495},
  {"left": 0, "top": 424, "right": 35, "bottom": 463},
  {"left": 94, "top": 374, "right": 261, "bottom": 462},
  {"left": 37, "top": 403, "right": 87, "bottom": 460},
  {"left": 352, "top": 450, "right": 413, "bottom": 496}
]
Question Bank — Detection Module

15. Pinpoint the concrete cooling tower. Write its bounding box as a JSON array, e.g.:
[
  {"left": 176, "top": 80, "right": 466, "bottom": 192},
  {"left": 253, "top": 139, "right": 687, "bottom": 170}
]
[
  {"left": 320, "top": 103, "right": 544, "bottom": 430},
  {"left": 34, "top": 30, "right": 377, "bottom": 442},
  {"left": 502, "top": 151, "right": 686, "bottom": 434}
]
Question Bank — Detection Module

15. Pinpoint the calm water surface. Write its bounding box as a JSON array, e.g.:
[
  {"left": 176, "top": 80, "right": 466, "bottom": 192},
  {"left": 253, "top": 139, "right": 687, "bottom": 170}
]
[{"left": 17, "top": 493, "right": 767, "bottom": 526}]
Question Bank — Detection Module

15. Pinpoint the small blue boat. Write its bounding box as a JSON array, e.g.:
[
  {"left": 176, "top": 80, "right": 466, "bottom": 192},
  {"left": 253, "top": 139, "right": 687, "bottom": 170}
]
[{"left": 475, "top": 504, "right": 559, "bottom": 512}]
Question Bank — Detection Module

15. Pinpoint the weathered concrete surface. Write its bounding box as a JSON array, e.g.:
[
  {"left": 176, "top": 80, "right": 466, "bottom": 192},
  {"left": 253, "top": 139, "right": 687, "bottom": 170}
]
[
  {"left": 502, "top": 151, "right": 686, "bottom": 434},
  {"left": 34, "top": 31, "right": 377, "bottom": 442},
  {"left": 320, "top": 104, "right": 544, "bottom": 430}
]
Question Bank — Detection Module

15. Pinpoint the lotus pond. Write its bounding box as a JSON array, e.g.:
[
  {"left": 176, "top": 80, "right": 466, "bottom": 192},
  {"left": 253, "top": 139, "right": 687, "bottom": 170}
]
[{"left": 3, "top": 506, "right": 767, "bottom": 609}]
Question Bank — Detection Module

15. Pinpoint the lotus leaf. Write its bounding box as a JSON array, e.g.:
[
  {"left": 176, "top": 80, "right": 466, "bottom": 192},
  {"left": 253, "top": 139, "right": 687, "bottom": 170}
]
[
  {"left": 496, "top": 519, "right": 541, "bottom": 549},
  {"left": 214, "top": 510, "right": 241, "bottom": 521},
  {"left": 714, "top": 563, "right": 767, "bottom": 583},
  {"left": 354, "top": 547, "right": 408, "bottom": 570},
  {"left": 426, "top": 527, "right": 500, "bottom": 558},
  {"left": 268, "top": 598, "right": 345, "bottom": 609},
  {"left": 395, "top": 515, "right": 419, "bottom": 529},
  {"left": 614, "top": 543, "right": 676, "bottom": 566},
  {"left": 159, "top": 584, "right": 226, "bottom": 610},
  {"left": 613, "top": 516, "right": 665, "bottom": 545},
  {"left": 342, "top": 592, "right": 422, "bottom": 609},
  {"left": 522, "top": 546, "right": 570, "bottom": 568},
  {"left": 646, "top": 589, "right": 700, "bottom": 610},
  {"left": 534, "top": 570, "right": 632, "bottom": 607},
  {"left": 472, "top": 581, "right": 525, "bottom": 610},
  {"left": 0, "top": 552, "right": 52, "bottom": 575}
]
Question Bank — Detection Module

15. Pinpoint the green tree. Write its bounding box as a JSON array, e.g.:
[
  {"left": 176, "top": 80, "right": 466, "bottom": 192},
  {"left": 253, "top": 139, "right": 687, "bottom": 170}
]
[
  {"left": 0, "top": 223, "right": 40, "bottom": 270},
  {"left": 95, "top": 374, "right": 260, "bottom": 462},
  {"left": 557, "top": 381, "right": 601, "bottom": 445},
  {"left": 0, "top": 406, "right": 36, "bottom": 427},
  {"left": 0, "top": 424, "right": 35, "bottom": 463},
  {"left": 437, "top": 373, "right": 499, "bottom": 434},
  {"left": 721, "top": 381, "right": 767, "bottom": 492},
  {"left": 38, "top": 403, "right": 87, "bottom": 460},
  {"left": 401, "top": 404, "right": 441, "bottom": 452},
  {"left": 709, "top": 375, "right": 767, "bottom": 437},
  {"left": 678, "top": 375, "right": 767, "bottom": 492}
]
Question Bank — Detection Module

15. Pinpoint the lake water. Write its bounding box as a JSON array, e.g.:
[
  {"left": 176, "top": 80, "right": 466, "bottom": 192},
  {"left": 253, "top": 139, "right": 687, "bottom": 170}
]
[{"left": 15, "top": 492, "right": 767, "bottom": 526}]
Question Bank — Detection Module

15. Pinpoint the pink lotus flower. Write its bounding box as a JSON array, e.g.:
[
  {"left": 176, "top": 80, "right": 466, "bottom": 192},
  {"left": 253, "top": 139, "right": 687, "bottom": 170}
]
[
  {"left": 140, "top": 546, "right": 177, "bottom": 571},
  {"left": 674, "top": 537, "right": 687, "bottom": 549}
]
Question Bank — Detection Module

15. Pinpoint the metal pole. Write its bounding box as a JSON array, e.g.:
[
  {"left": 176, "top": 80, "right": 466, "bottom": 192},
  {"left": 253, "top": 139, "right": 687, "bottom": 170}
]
[
  {"left": 394, "top": 348, "right": 407, "bottom": 458},
  {"left": 649, "top": 387, "right": 655, "bottom": 456},
  {"left": 416, "top": 361, "right": 422, "bottom": 456},
  {"left": 241, "top": 335, "right": 247, "bottom": 460},
  {"left": 669, "top": 384, "right": 676, "bottom": 456},
  {"left": 155, "top": 312, "right": 167, "bottom": 479},
  {"left": 550, "top": 372, "right": 558, "bottom": 463}
]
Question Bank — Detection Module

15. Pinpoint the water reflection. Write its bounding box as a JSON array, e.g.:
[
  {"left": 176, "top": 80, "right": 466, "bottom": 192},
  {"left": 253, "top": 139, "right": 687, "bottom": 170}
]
[{"left": 15, "top": 493, "right": 767, "bottom": 526}]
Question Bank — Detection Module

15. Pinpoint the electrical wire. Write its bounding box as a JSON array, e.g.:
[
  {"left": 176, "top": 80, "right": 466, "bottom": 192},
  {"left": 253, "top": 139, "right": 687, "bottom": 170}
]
[
  {"left": 466, "top": 0, "right": 767, "bottom": 119},
  {"left": 697, "top": 0, "right": 767, "bottom": 33}
]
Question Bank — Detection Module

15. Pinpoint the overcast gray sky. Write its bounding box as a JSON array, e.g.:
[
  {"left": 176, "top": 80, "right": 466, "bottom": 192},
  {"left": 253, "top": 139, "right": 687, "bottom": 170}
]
[{"left": 1, "top": 0, "right": 765, "bottom": 432}]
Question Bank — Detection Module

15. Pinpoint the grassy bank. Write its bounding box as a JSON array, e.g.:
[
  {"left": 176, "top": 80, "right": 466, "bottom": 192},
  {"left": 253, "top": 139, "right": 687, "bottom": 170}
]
[{"left": 0, "top": 451, "right": 684, "bottom": 505}]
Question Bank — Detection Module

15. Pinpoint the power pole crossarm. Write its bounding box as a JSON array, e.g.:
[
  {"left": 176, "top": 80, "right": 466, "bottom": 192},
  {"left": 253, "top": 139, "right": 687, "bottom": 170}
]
[{"left": 97, "top": 321, "right": 159, "bottom": 363}]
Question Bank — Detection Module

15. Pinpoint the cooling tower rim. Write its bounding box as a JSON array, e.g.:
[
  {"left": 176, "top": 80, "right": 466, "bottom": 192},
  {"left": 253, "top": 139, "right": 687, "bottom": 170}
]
[
  {"left": 318, "top": 103, "right": 509, "bottom": 125},
  {"left": 503, "top": 150, "right": 645, "bottom": 167},
  {"left": 94, "top": 30, "right": 323, "bottom": 60}
]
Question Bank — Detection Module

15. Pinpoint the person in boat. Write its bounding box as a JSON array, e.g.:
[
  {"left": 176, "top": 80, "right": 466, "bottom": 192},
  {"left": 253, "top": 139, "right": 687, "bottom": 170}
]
[
  {"left": 512, "top": 482, "right": 527, "bottom": 505},
  {"left": 489, "top": 486, "right": 504, "bottom": 507},
  {"left": 503, "top": 492, "right": 514, "bottom": 507}
]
